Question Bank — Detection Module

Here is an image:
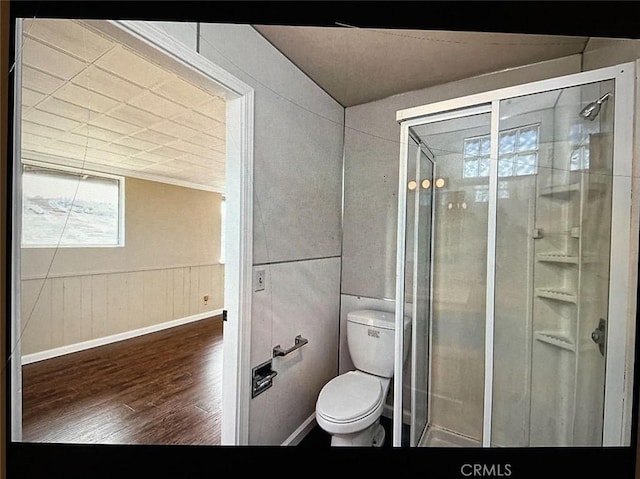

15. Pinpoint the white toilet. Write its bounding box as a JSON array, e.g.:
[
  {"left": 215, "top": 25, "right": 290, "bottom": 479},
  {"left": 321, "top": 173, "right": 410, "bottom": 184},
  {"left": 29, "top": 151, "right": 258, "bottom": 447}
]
[{"left": 315, "top": 309, "right": 410, "bottom": 447}]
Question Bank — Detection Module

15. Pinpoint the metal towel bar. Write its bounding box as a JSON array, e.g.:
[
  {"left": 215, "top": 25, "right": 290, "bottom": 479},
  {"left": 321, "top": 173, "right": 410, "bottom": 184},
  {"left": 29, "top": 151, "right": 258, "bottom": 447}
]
[{"left": 273, "top": 335, "right": 308, "bottom": 358}]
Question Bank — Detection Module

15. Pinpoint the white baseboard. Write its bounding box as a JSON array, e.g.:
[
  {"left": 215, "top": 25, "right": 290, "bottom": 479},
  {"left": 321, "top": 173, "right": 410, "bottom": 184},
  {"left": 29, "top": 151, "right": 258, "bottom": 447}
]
[
  {"left": 281, "top": 413, "right": 317, "bottom": 446},
  {"left": 22, "top": 309, "right": 223, "bottom": 365}
]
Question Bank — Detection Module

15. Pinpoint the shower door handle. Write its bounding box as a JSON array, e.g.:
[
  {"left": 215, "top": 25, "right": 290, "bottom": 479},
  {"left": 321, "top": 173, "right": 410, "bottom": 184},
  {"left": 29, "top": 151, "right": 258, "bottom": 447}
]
[{"left": 591, "top": 318, "right": 606, "bottom": 357}]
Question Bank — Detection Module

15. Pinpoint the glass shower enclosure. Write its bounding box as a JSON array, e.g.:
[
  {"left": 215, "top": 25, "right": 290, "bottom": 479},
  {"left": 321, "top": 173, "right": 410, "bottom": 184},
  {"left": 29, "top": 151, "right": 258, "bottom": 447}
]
[{"left": 393, "top": 62, "right": 636, "bottom": 448}]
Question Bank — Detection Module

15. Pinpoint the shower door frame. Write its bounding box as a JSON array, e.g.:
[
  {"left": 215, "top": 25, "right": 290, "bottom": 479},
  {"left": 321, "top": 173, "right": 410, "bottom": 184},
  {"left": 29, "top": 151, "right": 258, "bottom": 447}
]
[
  {"left": 393, "top": 61, "right": 637, "bottom": 448},
  {"left": 406, "top": 132, "right": 436, "bottom": 447}
]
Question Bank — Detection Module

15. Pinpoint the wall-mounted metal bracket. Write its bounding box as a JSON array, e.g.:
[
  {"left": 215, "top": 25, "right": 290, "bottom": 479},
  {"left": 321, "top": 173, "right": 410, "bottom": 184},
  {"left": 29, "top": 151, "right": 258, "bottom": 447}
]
[
  {"left": 252, "top": 359, "right": 277, "bottom": 398},
  {"left": 273, "top": 335, "right": 308, "bottom": 358}
]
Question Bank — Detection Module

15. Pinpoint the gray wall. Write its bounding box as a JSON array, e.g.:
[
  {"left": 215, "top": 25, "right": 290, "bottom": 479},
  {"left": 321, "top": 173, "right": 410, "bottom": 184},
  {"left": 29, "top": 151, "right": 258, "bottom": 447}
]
[
  {"left": 583, "top": 38, "right": 640, "bottom": 70},
  {"left": 342, "top": 54, "right": 583, "bottom": 302},
  {"left": 21, "top": 178, "right": 224, "bottom": 356},
  {"left": 197, "top": 24, "right": 344, "bottom": 445}
]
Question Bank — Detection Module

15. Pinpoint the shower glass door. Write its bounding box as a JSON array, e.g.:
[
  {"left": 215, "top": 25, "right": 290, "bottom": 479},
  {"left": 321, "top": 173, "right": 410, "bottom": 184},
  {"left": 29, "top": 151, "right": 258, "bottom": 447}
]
[
  {"left": 400, "top": 108, "right": 492, "bottom": 447},
  {"left": 492, "top": 80, "right": 615, "bottom": 446},
  {"left": 402, "top": 136, "right": 434, "bottom": 446},
  {"left": 395, "top": 62, "right": 634, "bottom": 449}
]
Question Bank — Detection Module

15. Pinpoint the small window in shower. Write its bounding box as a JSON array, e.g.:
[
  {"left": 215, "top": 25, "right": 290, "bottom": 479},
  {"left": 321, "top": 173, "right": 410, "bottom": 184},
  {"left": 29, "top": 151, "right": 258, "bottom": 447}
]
[
  {"left": 474, "top": 182, "right": 510, "bottom": 203},
  {"left": 463, "top": 124, "right": 540, "bottom": 178}
]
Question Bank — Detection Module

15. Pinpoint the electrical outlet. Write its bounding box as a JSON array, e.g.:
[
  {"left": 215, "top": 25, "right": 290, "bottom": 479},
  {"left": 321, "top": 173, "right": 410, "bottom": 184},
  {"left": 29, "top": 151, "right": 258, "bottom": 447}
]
[
  {"left": 203, "top": 295, "right": 209, "bottom": 305},
  {"left": 255, "top": 269, "right": 265, "bottom": 291}
]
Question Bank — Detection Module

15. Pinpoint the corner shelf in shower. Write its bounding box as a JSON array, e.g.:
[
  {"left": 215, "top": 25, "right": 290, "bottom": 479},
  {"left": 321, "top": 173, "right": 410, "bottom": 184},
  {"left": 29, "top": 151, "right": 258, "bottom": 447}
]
[
  {"left": 535, "top": 288, "right": 578, "bottom": 304},
  {"left": 537, "top": 253, "right": 579, "bottom": 264},
  {"left": 538, "top": 182, "right": 580, "bottom": 198},
  {"left": 534, "top": 331, "right": 575, "bottom": 352}
]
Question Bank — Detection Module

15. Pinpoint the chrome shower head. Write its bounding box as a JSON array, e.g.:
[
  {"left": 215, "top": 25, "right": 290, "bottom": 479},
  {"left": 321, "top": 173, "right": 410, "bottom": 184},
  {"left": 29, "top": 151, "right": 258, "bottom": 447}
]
[{"left": 579, "top": 92, "right": 612, "bottom": 121}]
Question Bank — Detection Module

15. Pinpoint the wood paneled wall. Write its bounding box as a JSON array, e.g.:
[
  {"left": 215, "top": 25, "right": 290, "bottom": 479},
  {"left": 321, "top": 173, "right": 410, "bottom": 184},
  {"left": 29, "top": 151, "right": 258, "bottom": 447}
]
[{"left": 20, "top": 263, "right": 224, "bottom": 356}]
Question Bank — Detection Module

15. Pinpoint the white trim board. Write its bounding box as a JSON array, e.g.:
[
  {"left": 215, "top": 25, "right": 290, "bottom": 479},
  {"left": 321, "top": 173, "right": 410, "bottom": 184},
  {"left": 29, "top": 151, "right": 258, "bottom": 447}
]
[
  {"left": 281, "top": 413, "right": 317, "bottom": 446},
  {"left": 22, "top": 309, "right": 223, "bottom": 365}
]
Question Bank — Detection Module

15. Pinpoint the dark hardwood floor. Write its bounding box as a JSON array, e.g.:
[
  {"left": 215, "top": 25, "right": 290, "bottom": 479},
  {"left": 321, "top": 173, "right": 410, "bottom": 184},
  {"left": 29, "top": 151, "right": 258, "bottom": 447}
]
[{"left": 22, "top": 315, "right": 224, "bottom": 445}]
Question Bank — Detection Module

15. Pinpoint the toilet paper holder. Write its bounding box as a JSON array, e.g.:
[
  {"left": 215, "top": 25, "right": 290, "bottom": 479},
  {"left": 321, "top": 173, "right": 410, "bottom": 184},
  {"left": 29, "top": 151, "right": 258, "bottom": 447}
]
[
  {"left": 252, "top": 359, "right": 278, "bottom": 398},
  {"left": 273, "top": 335, "right": 308, "bottom": 358}
]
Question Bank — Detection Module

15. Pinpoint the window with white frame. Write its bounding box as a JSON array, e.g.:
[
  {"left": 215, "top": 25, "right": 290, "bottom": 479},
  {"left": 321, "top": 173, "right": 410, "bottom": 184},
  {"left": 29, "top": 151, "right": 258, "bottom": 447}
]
[
  {"left": 463, "top": 124, "right": 540, "bottom": 178},
  {"left": 21, "top": 163, "right": 124, "bottom": 247}
]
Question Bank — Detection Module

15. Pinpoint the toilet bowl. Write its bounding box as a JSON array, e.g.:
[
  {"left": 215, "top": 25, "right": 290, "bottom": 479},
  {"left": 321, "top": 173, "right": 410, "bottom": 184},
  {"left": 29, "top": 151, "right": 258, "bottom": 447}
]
[
  {"left": 315, "top": 309, "right": 410, "bottom": 447},
  {"left": 316, "top": 370, "right": 390, "bottom": 446}
]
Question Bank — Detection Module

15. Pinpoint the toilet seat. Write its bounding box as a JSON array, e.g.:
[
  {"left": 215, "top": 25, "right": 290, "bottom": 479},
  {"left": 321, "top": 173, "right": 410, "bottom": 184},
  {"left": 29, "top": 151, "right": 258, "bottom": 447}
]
[{"left": 315, "top": 371, "right": 385, "bottom": 434}]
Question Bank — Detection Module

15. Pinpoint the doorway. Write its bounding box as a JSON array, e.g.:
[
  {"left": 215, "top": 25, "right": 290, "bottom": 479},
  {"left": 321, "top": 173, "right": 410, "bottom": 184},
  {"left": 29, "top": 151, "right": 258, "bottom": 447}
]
[{"left": 9, "top": 18, "right": 254, "bottom": 445}]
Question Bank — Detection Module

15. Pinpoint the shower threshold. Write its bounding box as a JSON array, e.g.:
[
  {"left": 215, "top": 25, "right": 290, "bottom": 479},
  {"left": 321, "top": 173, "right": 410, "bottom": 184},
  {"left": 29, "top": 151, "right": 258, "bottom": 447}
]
[{"left": 420, "top": 425, "right": 481, "bottom": 447}]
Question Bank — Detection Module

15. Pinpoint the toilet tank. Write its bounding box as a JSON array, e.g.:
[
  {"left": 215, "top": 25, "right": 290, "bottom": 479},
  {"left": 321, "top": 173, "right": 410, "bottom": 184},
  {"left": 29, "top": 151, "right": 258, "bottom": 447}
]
[{"left": 347, "top": 309, "right": 411, "bottom": 378}]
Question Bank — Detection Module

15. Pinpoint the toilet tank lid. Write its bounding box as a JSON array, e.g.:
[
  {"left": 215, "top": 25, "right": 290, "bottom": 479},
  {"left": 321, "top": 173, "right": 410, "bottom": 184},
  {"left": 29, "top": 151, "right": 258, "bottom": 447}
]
[{"left": 347, "top": 309, "right": 407, "bottom": 330}]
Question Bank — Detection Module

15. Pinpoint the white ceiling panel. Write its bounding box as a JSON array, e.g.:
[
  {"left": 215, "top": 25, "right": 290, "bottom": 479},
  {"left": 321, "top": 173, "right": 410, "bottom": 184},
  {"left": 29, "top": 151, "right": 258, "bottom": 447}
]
[
  {"left": 103, "top": 142, "right": 142, "bottom": 158},
  {"left": 185, "top": 132, "right": 225, "bottom": 149},
  {"left": 94, "top": 45, "right": 174, "bottom": 88},
  {"left": 208, "top": 123, "right": 225, "bottom": 141},
  {"left": 89, "top": 114, "right": 142, "bottom": 136},
  {"left": 149, "top": 120, "right": 199, "bottom": 141},
  {"left": 22, "top": 18, "right": 635, "bottom": 192},
  {"left": 85, "top": 148, "right": 129, "bottom": 164},
  {"left": 166, "top": 159, "right": 202, "bottom": 170},
  {"left": 118, "top": 158, "right": 156, "bottom": 170},
  {"left": 22, "top": 88, "right": 47, "bottom": 107},
  {"left": 147, "top": 145, "right": 187, "bottom": 159},
  {"left": 72, "top": 66, "right": 143, "bottom": 102},
  {"left": 107, "top": 104, "right": 163, "bottom": 128},
  {"left": 22, "top": 66, "right": 67, "bottom": 95},
  {"left": 182, "top": 151, "right": 225, "bottom": 165},
  {"left": 171, "top": 140, "right": 220, "bottom": 158},
  {"left": 23, "top": 18, "right": 115, "bottom": 63},
  {"left": 71, "top": 124, "right": 124, "bottom": 143},
  {"left": 56, "top": 132, "right": 110, "bottom": 150},
  {"left": 193, "top": 97, "right": 226, "bottom": 122},
  {"left": 36, "top": 97, "right": 98, "bottom": 122},
  {"left": 180, "top": 155, "right": 224, "bottom": 169},
  {"left": 172, "top": 110, "right": 221, "bottom": 133},
  {"left": 131, "top": 150, "right": 174, "bottom": 164},
  {"left": 48, "top": 140, "right": 94, "bottom": 159},
  {"left": 127, "top": 91, "right": 188, "bottom": 118},
  {"left": 23, "top": 37, "right": 88, "bottom": 80},
  {"left": 211, "top": 144, "right": 226, "bottom": 155},
  {"left": 22, "top": 132, "right": 51, "bottom": 146},
  {"left": 22, "top": 109, "right": 82, "bottom": 132},
  {"left": 53, "top": 82, "right": 120, "bottom": 113},
  {"left": 143, "top": 162, "right": 181, "bottom": 174},
  {"left": 113, "top": 135, "right": 156, "bottom": 152},
  {"left": 153, "top": 78, "right": 214, "bottom": 109},
  {"left": 22, "top": 121, "right": 68, "bottom": 139},
  {"left": 131, "top": 128, "right": 176, "bottom": 146}
]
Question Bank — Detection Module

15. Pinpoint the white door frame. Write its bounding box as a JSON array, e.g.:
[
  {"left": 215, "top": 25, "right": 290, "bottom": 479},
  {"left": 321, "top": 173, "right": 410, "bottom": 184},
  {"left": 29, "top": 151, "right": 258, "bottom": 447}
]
[
  {"left": 10, "top": 19, "right": 255, "bottom": 445},
  {"left": 394, "top": 62, "right": 637, "bottom": 447}
]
